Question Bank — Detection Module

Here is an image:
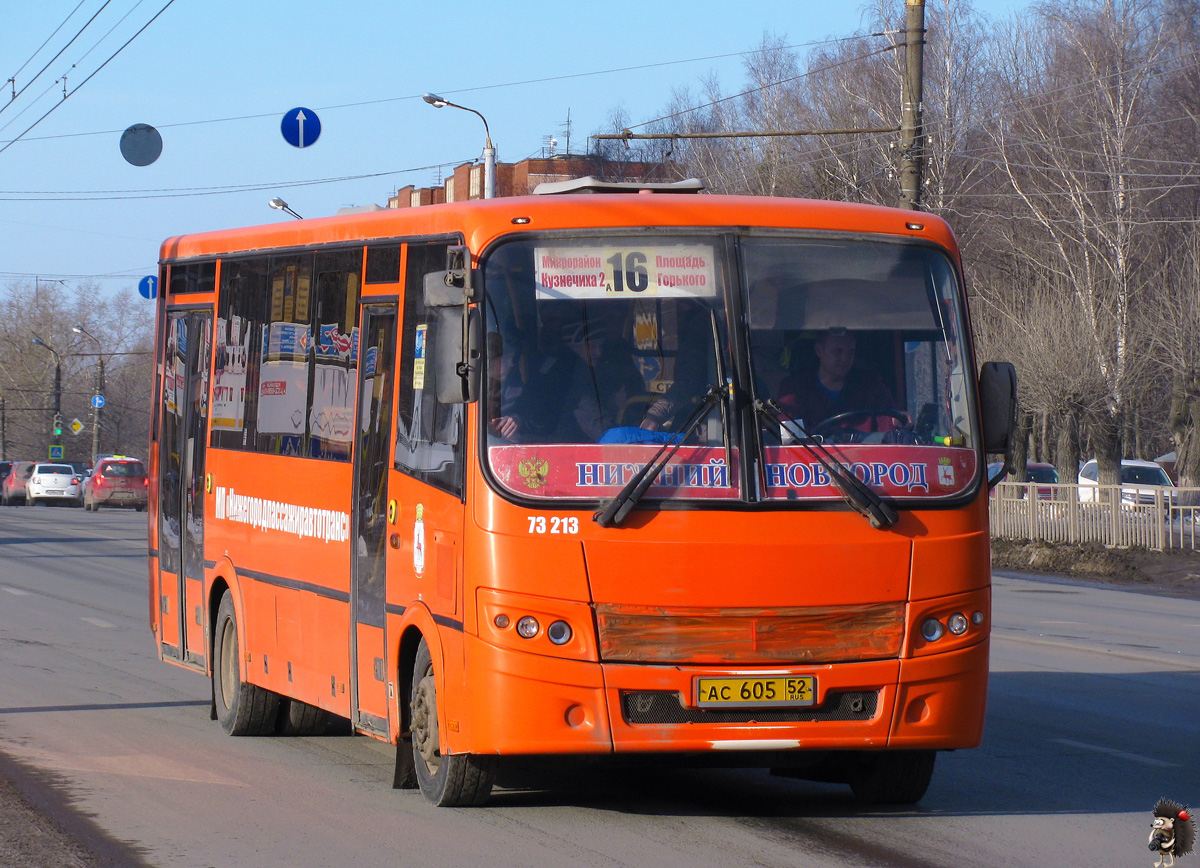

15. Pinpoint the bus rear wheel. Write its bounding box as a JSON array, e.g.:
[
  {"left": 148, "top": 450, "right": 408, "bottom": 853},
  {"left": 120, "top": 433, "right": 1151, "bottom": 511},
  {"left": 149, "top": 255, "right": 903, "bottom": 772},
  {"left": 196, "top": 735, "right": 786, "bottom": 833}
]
[
  {"left": 409, "top": 639, "right": 496, "bottom": 807},
  {"left": 847, "top": 750, "right": 936, "bottom": 805},
  {"left": 275, "top": 698, "right": 328, "bottom": 736},
  {"left": 212, "top": 591, "right": 279, "bottom": 736}
]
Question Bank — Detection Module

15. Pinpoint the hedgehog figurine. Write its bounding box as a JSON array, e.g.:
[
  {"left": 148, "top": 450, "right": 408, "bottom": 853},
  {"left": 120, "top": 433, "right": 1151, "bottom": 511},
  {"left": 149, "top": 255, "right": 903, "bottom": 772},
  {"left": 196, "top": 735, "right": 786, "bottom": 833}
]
[{"left": 1150, "top": 798, "right": 1196, "bottom": 867}]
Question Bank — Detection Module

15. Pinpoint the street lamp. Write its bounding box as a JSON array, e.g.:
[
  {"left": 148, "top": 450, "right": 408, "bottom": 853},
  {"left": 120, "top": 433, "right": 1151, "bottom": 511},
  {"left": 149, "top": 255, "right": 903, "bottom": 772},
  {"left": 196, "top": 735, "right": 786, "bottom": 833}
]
[
  {"left": 268, "top": 197, "right": 303, "bottom": 219},
  {"left": 31, "top": 336, "right": 63, "bottom": 453},
  {"left": 423, "top": 92, "right": 496, "bottom": 199},
  {"left": 72, "top": 325, "right": 104, "bottom": 461}
]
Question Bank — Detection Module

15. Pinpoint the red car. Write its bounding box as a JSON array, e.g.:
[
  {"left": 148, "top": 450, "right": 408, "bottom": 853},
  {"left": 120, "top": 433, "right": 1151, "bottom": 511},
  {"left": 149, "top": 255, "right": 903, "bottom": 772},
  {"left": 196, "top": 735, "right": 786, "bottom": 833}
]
[
  {"left": 2, "top": 461, "right": 35, "bottom": 505},
  {"left": 83, "top": 457, "right": 148, "bottom": 511}
]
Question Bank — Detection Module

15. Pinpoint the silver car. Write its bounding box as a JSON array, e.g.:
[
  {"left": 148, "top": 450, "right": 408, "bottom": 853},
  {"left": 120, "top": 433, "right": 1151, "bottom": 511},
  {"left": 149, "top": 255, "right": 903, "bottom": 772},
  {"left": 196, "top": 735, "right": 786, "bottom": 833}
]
[{"left": 26, "top": 463, "right": 83, "bottom": 507}]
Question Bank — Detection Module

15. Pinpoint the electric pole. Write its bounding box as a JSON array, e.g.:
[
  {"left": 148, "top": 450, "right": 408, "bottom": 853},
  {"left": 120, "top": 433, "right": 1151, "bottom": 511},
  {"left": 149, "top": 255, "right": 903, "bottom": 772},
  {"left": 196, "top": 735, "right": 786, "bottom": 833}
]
[
  {"left": 92, "top": 357, "right": 105, "bottom": 461},
  {"left": 898, "top": 0, "right": 926, "bottom": 210}
]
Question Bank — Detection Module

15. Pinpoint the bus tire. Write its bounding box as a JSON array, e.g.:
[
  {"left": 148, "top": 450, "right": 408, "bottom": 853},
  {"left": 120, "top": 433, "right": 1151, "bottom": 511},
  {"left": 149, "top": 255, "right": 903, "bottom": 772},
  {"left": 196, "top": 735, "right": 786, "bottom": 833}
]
[
  {"left": 213, "top": 590, "right": 279, "bottom": 736},
  {"left": 847, "top": 750, "right": 936, "bottom": 805},
  {"left": 409, "top": 639, "right": 495, "bottom": 806},
  {"left": 275, "top": 698, "right": 328, "bottom": 736}
]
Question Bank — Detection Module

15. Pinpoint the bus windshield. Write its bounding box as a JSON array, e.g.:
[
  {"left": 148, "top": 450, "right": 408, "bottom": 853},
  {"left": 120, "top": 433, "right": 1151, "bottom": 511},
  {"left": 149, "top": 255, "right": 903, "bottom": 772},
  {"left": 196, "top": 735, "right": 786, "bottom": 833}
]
[
  {"left": 482, "top": 232, "right": 978, "bottom": 505},
  {"left": 745, "top": 235, "right": 977, "bottom": 502}
]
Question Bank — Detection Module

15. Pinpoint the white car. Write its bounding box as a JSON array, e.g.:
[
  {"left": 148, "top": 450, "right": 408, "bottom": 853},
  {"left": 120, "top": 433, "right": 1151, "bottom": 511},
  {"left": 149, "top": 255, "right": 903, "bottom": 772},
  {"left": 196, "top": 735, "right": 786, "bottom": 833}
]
[
  {"left": 25, "top": 463, "right": 83, "bottom": 507},
  {"left": 1077, "top": 458, "right": 1175, "bottom": 505}
]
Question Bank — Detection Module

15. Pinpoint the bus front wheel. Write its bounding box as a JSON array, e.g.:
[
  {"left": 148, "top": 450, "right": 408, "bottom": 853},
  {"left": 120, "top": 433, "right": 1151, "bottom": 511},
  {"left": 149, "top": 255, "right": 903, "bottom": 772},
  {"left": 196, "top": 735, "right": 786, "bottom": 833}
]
[
  {"left": 212, "top": 591, "right": 279, "bottom": 736},
  {"left": 847, "top": 750, "right": 936, "bottom": 805},
  {"left": 409, "top": 639, "right": 496, "bottom": 806}
]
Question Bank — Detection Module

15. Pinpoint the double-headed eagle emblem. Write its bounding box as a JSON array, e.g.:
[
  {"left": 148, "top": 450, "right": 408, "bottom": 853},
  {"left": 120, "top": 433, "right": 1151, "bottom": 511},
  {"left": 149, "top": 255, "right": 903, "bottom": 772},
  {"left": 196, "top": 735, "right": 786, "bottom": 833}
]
[{"left": 517, "top": 456, "right": 550, "bottom": 490}]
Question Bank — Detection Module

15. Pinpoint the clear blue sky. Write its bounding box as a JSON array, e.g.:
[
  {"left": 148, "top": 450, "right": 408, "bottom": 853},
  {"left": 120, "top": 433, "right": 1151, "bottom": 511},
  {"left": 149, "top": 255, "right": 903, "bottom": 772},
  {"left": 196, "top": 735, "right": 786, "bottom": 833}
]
[{"left": 0, "top": 0, "right": 1027, "bottom": 297}]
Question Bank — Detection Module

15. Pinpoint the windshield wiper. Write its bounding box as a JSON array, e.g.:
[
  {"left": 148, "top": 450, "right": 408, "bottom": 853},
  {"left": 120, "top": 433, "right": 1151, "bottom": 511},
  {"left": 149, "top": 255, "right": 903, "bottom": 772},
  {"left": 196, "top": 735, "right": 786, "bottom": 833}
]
[
  {"left": 593, "top": 386, "right": 721, "bottom": 528},
  {"left": 755, "top": 398, "right": 899, "bottom": 530}
]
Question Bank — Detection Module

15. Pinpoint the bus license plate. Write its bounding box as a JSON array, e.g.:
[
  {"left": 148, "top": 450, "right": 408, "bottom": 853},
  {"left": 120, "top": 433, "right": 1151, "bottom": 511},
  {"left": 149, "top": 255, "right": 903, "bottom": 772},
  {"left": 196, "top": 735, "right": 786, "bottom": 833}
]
[{"left": 695, "top": 676, "right": 816, "bottom": 708}]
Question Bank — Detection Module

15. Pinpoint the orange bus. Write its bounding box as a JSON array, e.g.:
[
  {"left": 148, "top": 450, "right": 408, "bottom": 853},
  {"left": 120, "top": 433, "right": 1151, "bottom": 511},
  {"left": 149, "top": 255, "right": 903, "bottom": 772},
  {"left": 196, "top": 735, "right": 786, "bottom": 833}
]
[{"left": 149, "top": 180, "right": 1016, "bottom": 807}]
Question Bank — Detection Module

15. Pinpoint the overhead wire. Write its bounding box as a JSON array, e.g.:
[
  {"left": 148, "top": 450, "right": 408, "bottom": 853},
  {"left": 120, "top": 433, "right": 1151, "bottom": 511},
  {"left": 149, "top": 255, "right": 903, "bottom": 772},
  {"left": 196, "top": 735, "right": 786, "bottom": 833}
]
[
  {"left": 0, "top": 33, "right": 890, "bottom": 147},
  {"left": 4, "top": 0, "right": 89, "bottom": 93},
  {"left": 0, "top": 0, "right": 178, "bottom": 156},
  {"left": 0, "top": 159, "right": 472, "bottom": 201},
  {"left": 1, "top": 0, "right": 115, "bottom": 118}
]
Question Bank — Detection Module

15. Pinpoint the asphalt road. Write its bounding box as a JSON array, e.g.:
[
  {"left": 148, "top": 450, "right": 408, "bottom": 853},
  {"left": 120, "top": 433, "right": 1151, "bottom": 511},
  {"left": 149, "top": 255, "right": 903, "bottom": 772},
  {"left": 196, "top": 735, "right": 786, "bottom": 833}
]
[{"left": 0, "top": 505, "right": 1197, "bottom": 867}]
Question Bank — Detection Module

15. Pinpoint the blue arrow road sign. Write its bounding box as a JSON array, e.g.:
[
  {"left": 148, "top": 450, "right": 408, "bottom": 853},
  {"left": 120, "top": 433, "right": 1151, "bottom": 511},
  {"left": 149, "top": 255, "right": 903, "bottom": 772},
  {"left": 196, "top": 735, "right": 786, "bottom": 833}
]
[
  {"left": 281, "top": 107, "right": 321, "bottom": 148},
  {"left": 138, "top": 275, "right": 157, "bottom": 300},
  {"left": 91, "top": 395, "right": 106, "bottom": 409}
]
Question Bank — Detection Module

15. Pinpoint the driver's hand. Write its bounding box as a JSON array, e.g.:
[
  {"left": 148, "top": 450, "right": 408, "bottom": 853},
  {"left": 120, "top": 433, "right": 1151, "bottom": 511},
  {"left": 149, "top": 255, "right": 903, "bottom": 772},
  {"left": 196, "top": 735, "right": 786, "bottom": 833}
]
[{"left": 491, "top": 416, "right": 519, "bottom": 438}]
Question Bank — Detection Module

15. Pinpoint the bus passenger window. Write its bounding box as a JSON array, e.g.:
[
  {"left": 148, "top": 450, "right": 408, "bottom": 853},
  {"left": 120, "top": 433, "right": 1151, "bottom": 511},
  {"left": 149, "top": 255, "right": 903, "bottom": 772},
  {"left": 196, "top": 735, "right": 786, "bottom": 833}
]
[{"left": 366, "top": 244, "right": 401, "bottom": 284}]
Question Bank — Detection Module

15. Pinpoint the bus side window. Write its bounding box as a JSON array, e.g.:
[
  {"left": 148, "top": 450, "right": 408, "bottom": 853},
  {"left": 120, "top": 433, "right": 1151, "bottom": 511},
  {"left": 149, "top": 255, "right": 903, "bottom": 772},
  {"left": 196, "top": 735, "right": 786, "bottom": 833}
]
[{"left": 394, "top": 242, "right": 465, "bottom": 496}]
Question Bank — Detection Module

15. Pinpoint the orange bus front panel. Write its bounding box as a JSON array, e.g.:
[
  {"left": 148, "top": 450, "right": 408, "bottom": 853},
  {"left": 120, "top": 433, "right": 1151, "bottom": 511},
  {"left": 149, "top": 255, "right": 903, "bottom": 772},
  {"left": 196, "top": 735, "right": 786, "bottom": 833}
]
[
  {"left": 889, "top": 639, "right": 989, "bottom": 749},
  {"left": 459, "top": 633, "right": 611, "bottom": 755}
]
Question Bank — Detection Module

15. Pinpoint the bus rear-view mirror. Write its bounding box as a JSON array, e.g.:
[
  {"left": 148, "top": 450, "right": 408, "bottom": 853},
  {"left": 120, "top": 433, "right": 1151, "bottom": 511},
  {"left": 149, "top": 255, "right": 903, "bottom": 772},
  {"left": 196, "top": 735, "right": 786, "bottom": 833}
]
[
  {"left": 433, "top": 306, "right": 481, "bottom": 404},
  {"left": 978, "top": 361, "right": 1017, "bottom": 454}
]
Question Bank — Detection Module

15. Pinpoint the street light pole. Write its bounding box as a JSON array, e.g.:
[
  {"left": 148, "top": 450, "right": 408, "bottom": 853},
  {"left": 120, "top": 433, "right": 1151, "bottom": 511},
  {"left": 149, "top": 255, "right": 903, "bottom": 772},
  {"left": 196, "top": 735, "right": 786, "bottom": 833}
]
[
  {"left": 423, "top": 92, "right": 496, "bottom": 199},
  {"left": 31, "top": 336, "right": 62, "bottom": 455},
  {"left": 73, "top": 325, "right": 104, "bottom": 461}
]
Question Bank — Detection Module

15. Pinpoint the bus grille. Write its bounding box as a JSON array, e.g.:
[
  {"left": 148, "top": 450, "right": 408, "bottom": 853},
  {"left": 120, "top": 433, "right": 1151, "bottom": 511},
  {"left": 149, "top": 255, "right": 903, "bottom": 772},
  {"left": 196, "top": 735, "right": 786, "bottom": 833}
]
[
  {"left": 619, "top": 690, "right": 879, "bottom": 725},
  {"left": 595, "top": 602, "right": 905, "bottom": 664}
]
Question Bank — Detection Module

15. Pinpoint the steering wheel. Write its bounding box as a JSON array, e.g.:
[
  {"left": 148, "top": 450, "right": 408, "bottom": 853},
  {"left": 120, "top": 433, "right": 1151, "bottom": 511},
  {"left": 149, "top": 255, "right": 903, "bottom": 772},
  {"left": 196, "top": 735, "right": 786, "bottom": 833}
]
[{"left": 813, "top": 408, "right": 910, "bottom": 444}]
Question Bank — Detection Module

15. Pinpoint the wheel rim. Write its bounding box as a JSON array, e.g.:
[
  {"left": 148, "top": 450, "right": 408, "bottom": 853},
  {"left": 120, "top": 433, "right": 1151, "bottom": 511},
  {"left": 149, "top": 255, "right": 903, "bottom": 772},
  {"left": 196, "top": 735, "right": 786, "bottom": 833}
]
[
  {"left": 411, "top": 669, "right": 441, "bottom": 775},
  {"left": 218, "top": 618, "right": 237, "bottom": 708}
]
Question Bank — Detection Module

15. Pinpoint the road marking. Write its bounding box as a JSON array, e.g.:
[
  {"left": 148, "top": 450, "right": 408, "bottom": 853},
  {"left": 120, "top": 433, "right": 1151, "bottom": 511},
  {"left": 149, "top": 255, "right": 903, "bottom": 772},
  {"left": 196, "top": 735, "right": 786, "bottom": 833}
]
[
  {"left": 81, "top": 617, "right": 114, "bottom": 628},
  {"left": 2, "top": 587, "right": 30, "bottom": 595},
  {"left": 1050, "top": 738, "right": 1179, "bottom": 768}
]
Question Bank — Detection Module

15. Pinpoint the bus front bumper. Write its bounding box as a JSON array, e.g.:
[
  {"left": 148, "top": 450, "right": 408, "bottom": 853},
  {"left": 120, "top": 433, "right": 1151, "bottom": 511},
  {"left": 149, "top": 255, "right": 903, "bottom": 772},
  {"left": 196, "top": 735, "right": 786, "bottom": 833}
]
[{"left": 458, "top": 634, "right": 987, "bottom": 756}]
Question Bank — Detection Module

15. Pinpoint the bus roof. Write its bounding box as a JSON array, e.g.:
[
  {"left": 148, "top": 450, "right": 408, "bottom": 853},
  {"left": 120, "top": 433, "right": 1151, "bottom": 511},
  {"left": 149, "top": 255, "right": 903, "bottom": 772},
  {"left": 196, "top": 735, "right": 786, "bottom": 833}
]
[{"left": 158, "top": 193, "right": 959, "bottom": 265}]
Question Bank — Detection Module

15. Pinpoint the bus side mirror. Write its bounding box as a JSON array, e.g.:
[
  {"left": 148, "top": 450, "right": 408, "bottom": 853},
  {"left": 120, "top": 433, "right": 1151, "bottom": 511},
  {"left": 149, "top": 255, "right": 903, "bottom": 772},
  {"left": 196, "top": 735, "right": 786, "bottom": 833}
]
[
  {"left": 433, "top": 306, "right": 481, "bottom": 404},
  {"left": 978, "top": 361, "right": 1017, "bottom": 488},
  {"left": 423, "top": 245, "right": 480, "bottom": 306}
]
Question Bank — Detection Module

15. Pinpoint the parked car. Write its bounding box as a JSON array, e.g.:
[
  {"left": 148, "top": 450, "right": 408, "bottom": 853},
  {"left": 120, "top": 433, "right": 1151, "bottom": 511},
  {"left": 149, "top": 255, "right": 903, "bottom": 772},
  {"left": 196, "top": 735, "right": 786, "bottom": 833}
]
[
  {"left": 987, "top": 461, "right": 1060, "bottom": 499},
  {"left": 1, "top": 461, "right": 35, "bottom": 505},
  {"left": 0, "top": 461, "right": 12, "bottom": 491},
  {"left": 83, "top": 456, "right": 148, "bottom": 511},
  {"left": 26, "top": 463, "right": 83, "bottom": 506},
  {"left": 1078, "top": 458, "right": 1176, "bottom": 504}
]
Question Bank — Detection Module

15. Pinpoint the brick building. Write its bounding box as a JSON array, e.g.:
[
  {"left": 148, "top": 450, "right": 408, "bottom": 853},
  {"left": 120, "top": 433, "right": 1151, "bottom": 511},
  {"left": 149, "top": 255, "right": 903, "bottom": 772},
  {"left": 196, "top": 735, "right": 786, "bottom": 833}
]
[{"left": 387, "top": 154, "right": 679, "bottom": 208}]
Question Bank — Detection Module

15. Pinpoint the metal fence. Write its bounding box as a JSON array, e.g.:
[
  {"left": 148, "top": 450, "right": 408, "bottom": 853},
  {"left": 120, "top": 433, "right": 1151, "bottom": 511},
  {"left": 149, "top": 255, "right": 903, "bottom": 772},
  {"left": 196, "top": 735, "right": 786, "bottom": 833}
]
[{"left": 988, "top": 482, "right": 1200, "bottom": 552}]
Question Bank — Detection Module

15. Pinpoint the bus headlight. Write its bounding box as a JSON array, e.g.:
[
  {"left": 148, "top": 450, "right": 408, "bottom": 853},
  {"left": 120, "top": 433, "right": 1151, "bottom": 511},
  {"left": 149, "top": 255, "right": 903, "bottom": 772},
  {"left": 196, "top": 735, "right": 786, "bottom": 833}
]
[
  {"left": 947, "top": 613, "right": 969, "bottom": 636},
  {"left": 920, "top": 618, "right": 945, "bottom": 642},
  {"left": 476, "top": 588, "right": 598, "bottom": 661},
  {"left": 547, "top": 620, "right": 573, "bottom": 645}
]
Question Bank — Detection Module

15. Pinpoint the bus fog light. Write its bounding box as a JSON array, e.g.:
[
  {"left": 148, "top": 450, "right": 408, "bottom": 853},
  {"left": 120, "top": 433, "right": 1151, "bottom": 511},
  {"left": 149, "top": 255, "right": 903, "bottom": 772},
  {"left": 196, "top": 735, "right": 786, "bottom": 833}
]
[
  {"left": 547, "top": 620, "right": 572, "bottom": 645},
  {"left": 493, "top": 614, "right": 511, "bottom": 629},
  {"left": 947, "top": 613, "right": 969, "bottom": 635},
  {"left": 920, "top": 618, "right": 945, "bottom": 642},
  {"left": 971, "top": 610, "right": 984, "bottom": 625},
  {"left": 516, "top": 616, "right": 540, "bottom": 639}
]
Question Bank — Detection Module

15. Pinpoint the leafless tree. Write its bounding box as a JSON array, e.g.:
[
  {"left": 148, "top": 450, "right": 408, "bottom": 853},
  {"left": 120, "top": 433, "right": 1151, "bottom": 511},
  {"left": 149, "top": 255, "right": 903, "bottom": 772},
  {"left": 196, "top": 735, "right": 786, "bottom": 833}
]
[{"left": 0, "top": 280, "right": 154, "bottom": 463}]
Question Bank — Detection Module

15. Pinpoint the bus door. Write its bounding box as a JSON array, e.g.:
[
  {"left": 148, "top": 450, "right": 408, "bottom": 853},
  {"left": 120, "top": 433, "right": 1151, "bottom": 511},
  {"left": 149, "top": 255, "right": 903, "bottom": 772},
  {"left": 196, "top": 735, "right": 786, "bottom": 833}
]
[
  {"left": 351, "top": 304, "right": 397, "bottom": 736},
  {"left": 157, "top": 309, "right": 212, "bottom": 669}
]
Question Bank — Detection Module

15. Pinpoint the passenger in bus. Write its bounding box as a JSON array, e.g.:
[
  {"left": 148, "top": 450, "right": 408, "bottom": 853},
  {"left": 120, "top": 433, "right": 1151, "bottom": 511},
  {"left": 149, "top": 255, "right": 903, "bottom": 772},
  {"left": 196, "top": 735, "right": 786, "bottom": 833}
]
[
  {"left": 491, "top": 312, "right": 644, "bottom": 443},
  {"left": 776, "top": 329, "right": 895, "bottom": 432}
]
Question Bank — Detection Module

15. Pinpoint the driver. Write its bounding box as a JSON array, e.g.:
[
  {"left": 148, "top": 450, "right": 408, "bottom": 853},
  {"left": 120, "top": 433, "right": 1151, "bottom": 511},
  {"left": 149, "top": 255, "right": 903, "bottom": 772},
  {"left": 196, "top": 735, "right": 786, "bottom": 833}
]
[{"left": 775, "top": 329, "right": 895, "bottom": 432}]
